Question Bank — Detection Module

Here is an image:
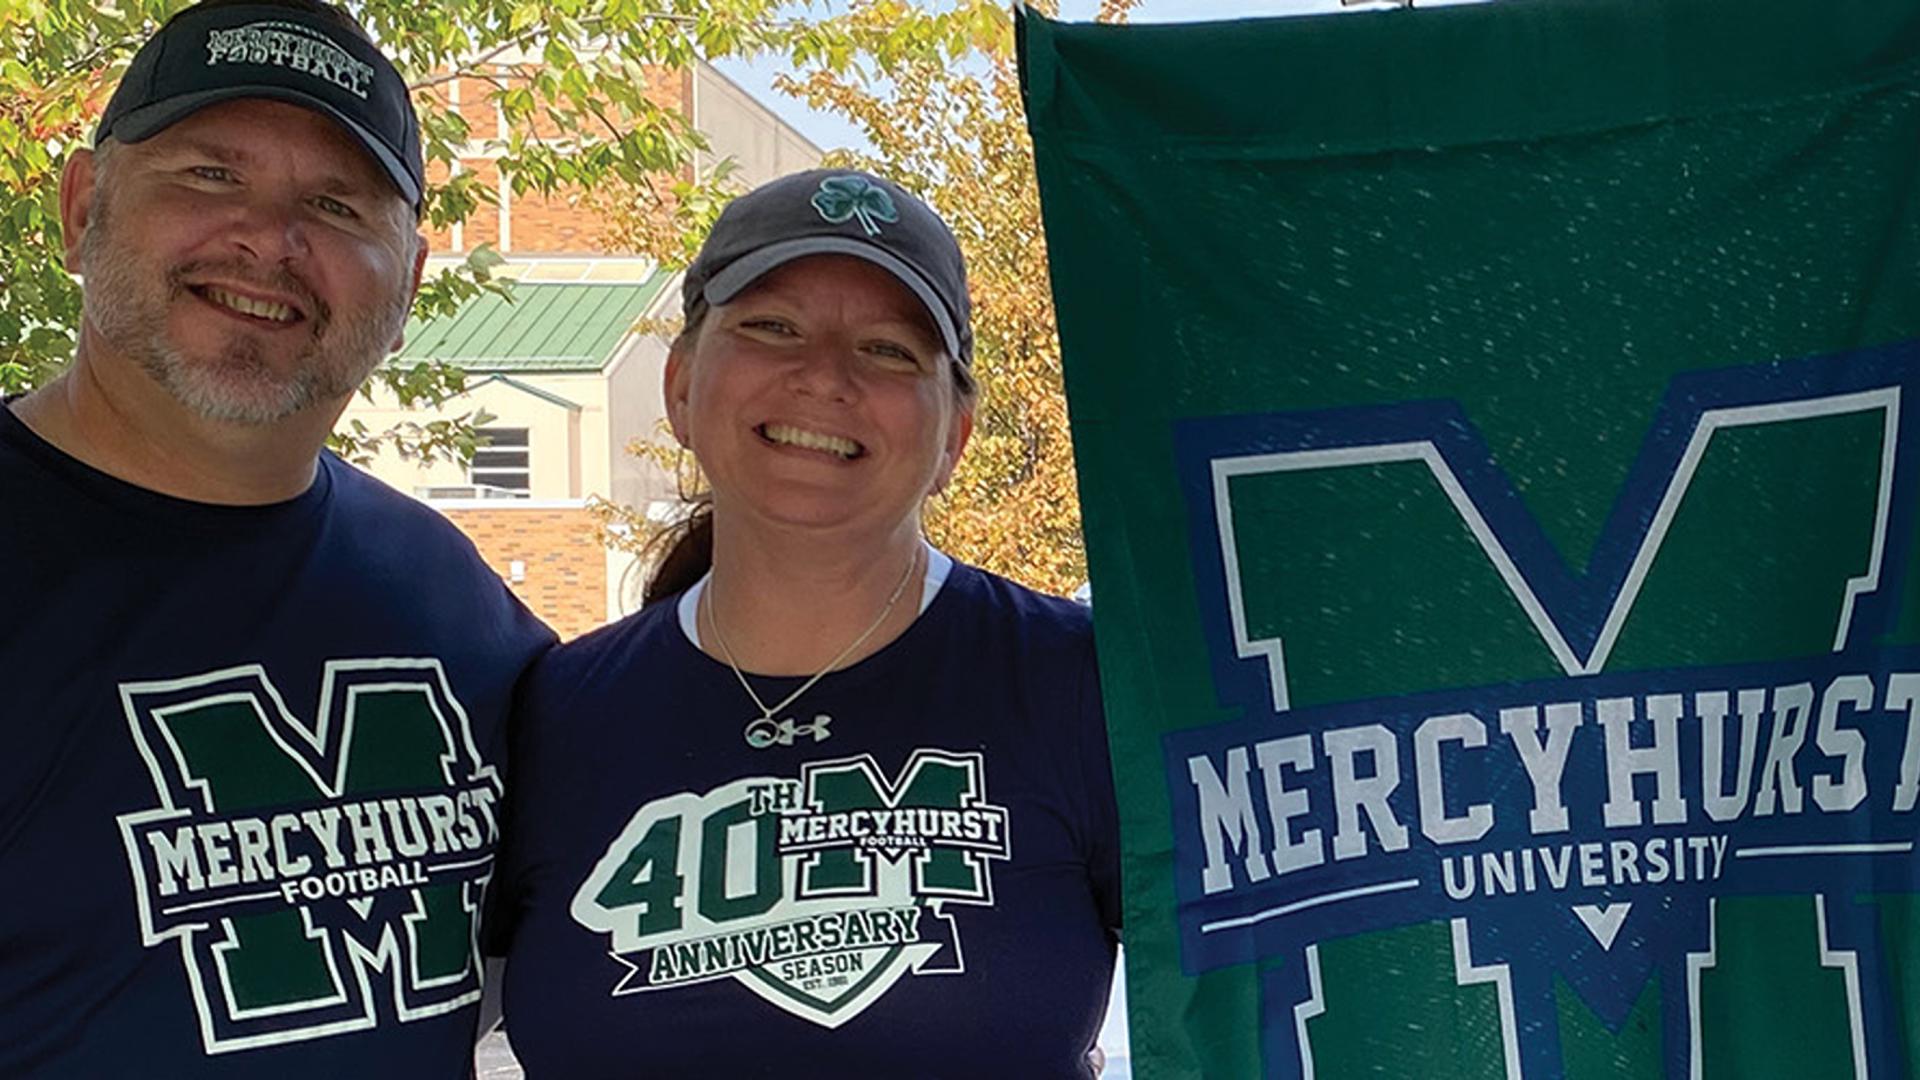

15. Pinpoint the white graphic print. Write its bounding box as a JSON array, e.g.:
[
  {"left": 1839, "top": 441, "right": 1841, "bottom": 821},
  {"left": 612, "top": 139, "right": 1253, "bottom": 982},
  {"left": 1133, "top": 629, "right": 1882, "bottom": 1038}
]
[
  {"left": 117, "top": 660, "right": 500, "bottom": 1053},
  {"left": 205, "top": 22, "right": 375, "bottom": 98},
  {"left": 573, "top": 750, "right": 1011, "bottom": 1027}
]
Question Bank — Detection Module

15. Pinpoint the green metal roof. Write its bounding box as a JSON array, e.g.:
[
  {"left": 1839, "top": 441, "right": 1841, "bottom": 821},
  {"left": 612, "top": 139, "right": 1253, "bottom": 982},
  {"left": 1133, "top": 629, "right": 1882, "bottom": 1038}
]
[
  {"left": 468, "top": 374, "right": 582, "bottom": 410},
  {"left": 394, "top": 276, "right": 671, "bottom": 372}
]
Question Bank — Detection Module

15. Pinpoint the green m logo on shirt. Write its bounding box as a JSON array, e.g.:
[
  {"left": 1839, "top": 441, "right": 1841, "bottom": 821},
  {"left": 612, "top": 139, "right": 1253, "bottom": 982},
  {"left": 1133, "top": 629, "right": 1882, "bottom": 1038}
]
[
  {"left": 573, "top": 749, "right": 1012, "bottom": 1027},
  {"left": 115, "top": 660, "right": 502, "bottom": 1054}
]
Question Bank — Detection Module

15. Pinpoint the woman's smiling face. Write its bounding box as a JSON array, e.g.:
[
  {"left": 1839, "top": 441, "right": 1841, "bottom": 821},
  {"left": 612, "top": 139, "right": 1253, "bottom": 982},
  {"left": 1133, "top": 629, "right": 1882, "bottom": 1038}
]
[{"left": 665, "top": 254, "right": 973, "bottom": 538}]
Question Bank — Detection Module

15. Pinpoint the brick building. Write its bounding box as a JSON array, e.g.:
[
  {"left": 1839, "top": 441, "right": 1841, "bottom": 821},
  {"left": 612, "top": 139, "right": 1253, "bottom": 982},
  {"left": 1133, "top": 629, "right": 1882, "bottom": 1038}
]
[
  {"left": 416, "top": 60, "right": 817, "bottom": 259},
  {"left": 340, "top": 62, "right": 819, "bottom": 639},
  {"left": 441, "top": 504, "right": 611, "bottom": 642}
]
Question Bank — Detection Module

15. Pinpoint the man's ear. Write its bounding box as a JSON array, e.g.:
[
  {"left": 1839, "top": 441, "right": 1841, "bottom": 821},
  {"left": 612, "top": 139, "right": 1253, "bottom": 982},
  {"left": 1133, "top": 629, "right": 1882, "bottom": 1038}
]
[
  {"left": 388, "top": 233, "right": 429, "bottom": 353},
  {"left": 59, "top": 148, "right": 100, "bottom": 274},
  {"left": 663, "top": 339, "right": 694, "bottom": 448}
]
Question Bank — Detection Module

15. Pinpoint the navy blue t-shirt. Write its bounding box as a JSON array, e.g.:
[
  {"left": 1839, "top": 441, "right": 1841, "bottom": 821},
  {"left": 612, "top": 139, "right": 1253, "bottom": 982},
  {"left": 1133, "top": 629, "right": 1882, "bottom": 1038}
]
[
  {"left": 496, "top": 559, "right": 1121, "bottom": 1078},
  {"left": 0, "top": 406, "right": 554, "bottom": 1078}
]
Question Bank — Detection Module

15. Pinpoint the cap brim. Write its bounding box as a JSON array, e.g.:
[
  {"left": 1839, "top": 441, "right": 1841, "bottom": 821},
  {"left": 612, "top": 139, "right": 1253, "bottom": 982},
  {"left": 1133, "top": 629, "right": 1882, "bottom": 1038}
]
[
  {"left": 106, "top": 87, "right": 422, "bottom": 207},
  {"left": 703, "top": 237, "right": 965, "bottom": 364}
]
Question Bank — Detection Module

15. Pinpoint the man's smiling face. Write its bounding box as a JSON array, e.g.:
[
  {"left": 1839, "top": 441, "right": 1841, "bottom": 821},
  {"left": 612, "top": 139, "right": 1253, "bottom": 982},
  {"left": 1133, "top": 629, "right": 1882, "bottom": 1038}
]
[{"left": 69, "top": 97, "right": 423, "bottom": 426}]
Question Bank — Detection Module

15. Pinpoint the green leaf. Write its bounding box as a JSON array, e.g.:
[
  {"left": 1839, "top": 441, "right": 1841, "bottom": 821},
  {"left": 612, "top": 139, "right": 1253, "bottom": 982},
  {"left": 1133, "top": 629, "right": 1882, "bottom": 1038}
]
[{"left": 465, "top": 244, "right": 507, "bottom": 272}]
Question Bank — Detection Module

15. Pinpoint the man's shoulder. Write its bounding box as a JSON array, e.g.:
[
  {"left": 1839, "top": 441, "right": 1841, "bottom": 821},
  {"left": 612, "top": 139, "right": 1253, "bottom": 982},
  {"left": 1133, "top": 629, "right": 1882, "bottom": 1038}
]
[
  {"left": 323, "top": 455, "right": 483, "bottom": 548},
  {"left": 539, "top": 591, "right": 681, "bottom": 670},
  {"left": 325, "top": 454, "right": 445, "bottom": 517},
  {"left": 319, "top": 457, "right": 538, "bottom": 625}
]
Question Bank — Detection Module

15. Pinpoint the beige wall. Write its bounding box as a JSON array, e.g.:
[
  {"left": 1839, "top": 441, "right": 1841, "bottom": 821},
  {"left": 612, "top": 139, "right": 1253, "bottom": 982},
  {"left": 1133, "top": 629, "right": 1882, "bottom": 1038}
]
[
  {"left": 604, "top": 334, "right": 677, "bottom": 511},
  {"left": 351, "top": 53, "right": 818, "bottom": 631},
  {"left": 340, "top": 331, "right": 682, "bottom": 505},
  {"left": 693, "top": 63, "right": 823, "bottom": 190},
  {"left": 341, "top": 367, "right": 615, "bottom": 501}
]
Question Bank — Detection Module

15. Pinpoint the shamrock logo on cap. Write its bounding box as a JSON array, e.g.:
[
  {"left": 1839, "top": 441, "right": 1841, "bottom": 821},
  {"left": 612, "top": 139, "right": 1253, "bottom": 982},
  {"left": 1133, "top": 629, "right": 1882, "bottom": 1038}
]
[{"left": 811, "top": 174, "right": 899, "bottom": 237}]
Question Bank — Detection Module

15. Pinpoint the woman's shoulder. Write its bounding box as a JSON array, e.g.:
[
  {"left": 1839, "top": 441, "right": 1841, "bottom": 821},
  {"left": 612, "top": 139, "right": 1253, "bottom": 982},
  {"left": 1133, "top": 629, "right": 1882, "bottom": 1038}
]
[{"left": 939, "top": 560, "right": 1094, "bottom": 651}]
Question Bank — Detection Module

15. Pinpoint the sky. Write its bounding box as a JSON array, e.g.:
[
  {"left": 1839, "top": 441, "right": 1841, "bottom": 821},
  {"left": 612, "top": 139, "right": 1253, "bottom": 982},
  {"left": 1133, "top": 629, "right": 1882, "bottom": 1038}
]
[{"left": 710, "top": 0, "right": 1451, "bottom": 153}]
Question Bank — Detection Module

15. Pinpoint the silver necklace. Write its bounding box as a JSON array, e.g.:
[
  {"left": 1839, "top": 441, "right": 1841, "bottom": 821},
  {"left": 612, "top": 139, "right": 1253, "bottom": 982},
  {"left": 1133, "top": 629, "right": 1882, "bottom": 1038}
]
[{"left": 705, "top": 545, "right": 922, "bottom": 749}]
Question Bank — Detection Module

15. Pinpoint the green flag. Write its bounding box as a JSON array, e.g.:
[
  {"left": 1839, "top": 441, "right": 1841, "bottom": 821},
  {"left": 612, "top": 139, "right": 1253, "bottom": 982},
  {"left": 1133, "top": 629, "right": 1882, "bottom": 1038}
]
[{"left": 1020, "top": 2, "right": 1920, "bottom": 1077}]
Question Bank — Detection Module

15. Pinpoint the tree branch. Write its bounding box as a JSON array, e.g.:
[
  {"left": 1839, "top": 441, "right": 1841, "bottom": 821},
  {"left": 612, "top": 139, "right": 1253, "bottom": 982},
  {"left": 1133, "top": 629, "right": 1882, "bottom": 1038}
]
[{"left": 406, "top": 11, "right": 697, "bottom": 92}]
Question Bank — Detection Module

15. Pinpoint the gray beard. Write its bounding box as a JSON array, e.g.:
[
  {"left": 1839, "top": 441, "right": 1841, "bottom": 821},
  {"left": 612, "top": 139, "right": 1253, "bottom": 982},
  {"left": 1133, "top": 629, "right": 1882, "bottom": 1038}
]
[{"left": 78, "top": 199, "right": 408, "bottom": 426}]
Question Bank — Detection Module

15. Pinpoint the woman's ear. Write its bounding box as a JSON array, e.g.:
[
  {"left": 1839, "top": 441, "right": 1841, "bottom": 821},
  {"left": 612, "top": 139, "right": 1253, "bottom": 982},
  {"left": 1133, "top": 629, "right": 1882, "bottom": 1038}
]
[
  {"left": 663, "top": 339, "right": 694, "bottom": 447},
  {"left": 930, "top": 397, "right": 975, "bottom": 496}
]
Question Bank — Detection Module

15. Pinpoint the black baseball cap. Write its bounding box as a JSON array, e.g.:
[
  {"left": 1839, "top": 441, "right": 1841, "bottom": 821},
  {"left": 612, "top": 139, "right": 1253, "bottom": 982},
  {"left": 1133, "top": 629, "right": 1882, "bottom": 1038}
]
[
  {"left": 94, "top": 1, "right": 424, "bottom": 209},
  {"left": 683, "top": 169, "right": 974, "bottom": 369}
]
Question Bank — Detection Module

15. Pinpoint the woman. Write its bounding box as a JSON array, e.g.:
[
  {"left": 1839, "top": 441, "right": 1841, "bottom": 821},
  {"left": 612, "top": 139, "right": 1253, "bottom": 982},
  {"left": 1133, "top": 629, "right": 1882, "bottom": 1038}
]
[{"left": 493, "top": 169, "right": 1121, "bottom": 1077}]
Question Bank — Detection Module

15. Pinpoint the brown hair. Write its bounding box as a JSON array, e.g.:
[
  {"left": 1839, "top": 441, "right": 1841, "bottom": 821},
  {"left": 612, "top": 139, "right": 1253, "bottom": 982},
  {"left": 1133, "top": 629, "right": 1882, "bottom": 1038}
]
[
  {"left": 639, "top": 295, "right": 976, "bottom": 605},
  {"left": 641, "top": 498, "right": 714, "bottom": 607}
]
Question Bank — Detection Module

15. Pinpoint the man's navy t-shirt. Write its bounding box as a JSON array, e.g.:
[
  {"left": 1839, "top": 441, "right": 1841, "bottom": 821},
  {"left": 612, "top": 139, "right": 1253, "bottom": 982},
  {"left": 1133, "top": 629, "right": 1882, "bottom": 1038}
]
[{"left": 0, "top": 407, "right": 553, "bottom": 1077}]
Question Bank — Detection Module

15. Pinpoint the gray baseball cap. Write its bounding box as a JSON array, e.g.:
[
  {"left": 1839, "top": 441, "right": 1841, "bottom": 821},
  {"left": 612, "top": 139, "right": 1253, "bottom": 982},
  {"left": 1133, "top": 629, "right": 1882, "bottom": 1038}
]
[{"left": 683, "top": 169, "right": 973, "bottom": 368}]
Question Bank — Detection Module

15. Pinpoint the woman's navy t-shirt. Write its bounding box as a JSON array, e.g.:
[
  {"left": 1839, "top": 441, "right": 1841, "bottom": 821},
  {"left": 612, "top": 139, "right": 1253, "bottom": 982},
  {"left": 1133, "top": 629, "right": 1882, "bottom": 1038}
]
[{"left": 495, "top": 559, "right": 1121, "bottom": 1078}]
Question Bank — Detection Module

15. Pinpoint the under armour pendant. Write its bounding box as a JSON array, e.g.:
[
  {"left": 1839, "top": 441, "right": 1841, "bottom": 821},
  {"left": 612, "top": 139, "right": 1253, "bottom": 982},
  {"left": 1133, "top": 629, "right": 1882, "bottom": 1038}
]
[{"left": 745, "top": 713, "right": 834, "bottom": 749}]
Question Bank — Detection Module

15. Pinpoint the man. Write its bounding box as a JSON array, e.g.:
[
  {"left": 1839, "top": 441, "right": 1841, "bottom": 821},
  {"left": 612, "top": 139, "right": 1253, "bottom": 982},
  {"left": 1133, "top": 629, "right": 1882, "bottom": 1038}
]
[{"left": 0, "top": 1, "right": 553, "bottom": 1074}]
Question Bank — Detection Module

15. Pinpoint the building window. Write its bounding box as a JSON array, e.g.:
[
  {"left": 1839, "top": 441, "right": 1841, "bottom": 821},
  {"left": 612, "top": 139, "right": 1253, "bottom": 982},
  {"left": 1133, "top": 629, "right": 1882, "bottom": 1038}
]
[{"left": 471, "top": 427, "right": 531, "bottom": 496}]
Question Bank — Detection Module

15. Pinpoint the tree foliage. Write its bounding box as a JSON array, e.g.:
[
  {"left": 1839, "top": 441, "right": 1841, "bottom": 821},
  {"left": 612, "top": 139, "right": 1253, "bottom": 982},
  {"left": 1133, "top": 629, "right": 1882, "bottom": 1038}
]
[
  {"left": 8, "top": 0, "right": 1126, "bottom": 596},
  {"left": 768, "top": 0, "right": 1139, "bottom": 596},
  {"left": 0, "top": 0, "right": 987, "bottom": 460},
  {"left": 592, "top": 0, "right": 1136, "bottom": 599}
]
